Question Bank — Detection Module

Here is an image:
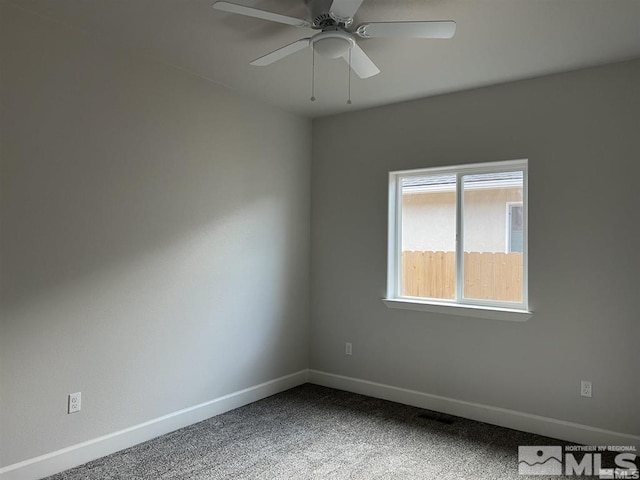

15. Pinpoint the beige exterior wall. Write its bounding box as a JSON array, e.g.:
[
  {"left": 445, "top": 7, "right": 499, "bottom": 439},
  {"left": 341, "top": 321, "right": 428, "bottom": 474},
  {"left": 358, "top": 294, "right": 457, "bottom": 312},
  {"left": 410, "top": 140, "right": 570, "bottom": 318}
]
[
  {"left": 402, "top": 191, "right": 456, "bottom": 251},
  {"left": 401, "top": 187, "right": 522, "bottom": 252}
]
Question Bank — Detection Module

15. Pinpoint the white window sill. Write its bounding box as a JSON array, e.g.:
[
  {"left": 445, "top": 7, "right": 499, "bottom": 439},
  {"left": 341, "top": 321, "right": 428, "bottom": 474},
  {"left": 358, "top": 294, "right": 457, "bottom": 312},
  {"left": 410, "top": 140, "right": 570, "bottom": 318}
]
[{"left": 382, "top": 298, "right": 532, "bottom": 322}]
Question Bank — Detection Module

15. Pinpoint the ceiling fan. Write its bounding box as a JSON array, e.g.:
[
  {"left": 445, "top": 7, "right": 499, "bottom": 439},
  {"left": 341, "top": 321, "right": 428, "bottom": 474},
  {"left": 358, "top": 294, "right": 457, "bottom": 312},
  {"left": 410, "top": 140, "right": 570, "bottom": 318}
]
[{"left": 212, "top": 0, "right": 456, "bottom": 80}]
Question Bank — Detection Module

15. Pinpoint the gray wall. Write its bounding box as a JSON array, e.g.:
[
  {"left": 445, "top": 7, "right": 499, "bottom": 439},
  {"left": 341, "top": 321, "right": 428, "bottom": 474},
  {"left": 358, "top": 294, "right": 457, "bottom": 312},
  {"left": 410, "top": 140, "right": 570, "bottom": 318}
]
[
  {"left": 311, "top": 59, "right": 640, "bottom": 435},
  {"left": 0, "top": 5, "right": 310, "bottom": 467}
]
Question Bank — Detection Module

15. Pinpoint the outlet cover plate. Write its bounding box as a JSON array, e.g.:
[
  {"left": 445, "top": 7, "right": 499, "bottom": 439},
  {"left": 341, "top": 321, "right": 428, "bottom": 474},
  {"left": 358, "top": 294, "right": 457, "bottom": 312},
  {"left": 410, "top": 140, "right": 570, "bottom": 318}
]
[{"left": 68, "top": 392, "right": 81, "bottom": 413}]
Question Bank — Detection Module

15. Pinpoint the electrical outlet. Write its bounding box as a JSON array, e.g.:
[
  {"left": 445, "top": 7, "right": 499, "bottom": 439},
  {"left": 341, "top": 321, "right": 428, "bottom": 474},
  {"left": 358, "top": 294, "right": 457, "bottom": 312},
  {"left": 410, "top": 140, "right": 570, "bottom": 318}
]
[
  {"left": 580, "top": 380, "right": 592, "bottom": 398},
  {"left": 68, "top": 392, "right": 81, "bottom": 413},
  {"left": 345, "top": 342, "right": 352, "bottom": 356}
]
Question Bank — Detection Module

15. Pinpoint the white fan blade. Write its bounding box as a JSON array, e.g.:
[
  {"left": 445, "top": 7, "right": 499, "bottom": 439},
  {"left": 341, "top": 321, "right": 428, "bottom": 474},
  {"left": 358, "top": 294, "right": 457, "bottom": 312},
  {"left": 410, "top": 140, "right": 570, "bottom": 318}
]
[
  {"left": 330, "top": 0, "right": 364, "bottom": 20},
  {"left": 250, "top": 38, "right": 311, "bottom": 66},
  {"left": 212, "top": 1, "right": 311, "bottom": 28},
  {"left": 356, "top": 21, "right": 456, "bottom": 39},
  {"left": 342, "top": 43, "right": 380, "bottom": 79}
]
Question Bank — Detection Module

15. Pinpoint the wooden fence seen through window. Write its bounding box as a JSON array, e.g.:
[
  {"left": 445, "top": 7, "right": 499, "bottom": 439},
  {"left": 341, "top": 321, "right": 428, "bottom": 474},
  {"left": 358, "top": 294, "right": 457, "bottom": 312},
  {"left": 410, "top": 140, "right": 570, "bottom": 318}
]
[{"left": 401, "top": 251, "right": 523, "bottom": 302}]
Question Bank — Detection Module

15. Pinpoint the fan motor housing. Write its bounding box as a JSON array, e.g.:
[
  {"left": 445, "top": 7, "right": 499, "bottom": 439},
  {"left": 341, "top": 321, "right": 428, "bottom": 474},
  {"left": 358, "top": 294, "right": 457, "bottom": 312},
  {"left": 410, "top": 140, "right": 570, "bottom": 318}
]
[{"left": 305, "top": 0, "right": 336, "bottom": 27}]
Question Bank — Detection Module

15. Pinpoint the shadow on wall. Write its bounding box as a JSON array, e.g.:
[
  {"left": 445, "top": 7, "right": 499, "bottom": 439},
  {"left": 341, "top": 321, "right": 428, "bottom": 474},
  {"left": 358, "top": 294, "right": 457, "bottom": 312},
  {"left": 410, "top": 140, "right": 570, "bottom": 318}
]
[
  {"left": 0, "top": 183, "right": 307, "bottom": 465},
  {"left": 0, "top": 0, "right": 306, "bottom": 313},
  {"left": 0, "top": 125, "right": 306, "bottom": 362},
  {"left": 0, "top": 125, "right": 282, "bottom": 309},
  {"left": 0, "top": 4, "right": 309, "bottom": 464},
  {"left": 0, "top": 117, "right": 308, "bottom": 464}
]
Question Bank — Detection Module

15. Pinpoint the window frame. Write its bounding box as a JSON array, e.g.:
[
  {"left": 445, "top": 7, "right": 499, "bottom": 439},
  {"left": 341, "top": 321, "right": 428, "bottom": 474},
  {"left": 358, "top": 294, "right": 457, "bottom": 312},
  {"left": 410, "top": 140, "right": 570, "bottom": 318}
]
[{"left": 384, "top": 159, "right": 531, "bottom": 321}]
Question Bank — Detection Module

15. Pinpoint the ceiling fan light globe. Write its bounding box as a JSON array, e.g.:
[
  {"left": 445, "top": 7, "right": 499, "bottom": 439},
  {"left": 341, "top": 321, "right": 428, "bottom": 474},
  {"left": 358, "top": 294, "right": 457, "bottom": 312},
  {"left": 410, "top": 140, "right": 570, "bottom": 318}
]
[
  {"left": 312, "top": 30, "right": 356, "bottom": 58},
  {"left": 313, "top": 37, "right": 351, "bottom": 58}
]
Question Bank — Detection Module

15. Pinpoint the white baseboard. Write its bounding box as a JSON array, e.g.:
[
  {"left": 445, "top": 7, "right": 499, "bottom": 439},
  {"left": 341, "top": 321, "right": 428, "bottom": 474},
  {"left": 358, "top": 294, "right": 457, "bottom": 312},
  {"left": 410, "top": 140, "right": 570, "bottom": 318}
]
[
  {"left": 4, "top": 369, "right": 637, "bottom": 480},
  {"left": 0, "top": 370, "right": 308, "bottom": 480},
  {"left": 308, "top": 369, "right": 640, "bottom": 450}
]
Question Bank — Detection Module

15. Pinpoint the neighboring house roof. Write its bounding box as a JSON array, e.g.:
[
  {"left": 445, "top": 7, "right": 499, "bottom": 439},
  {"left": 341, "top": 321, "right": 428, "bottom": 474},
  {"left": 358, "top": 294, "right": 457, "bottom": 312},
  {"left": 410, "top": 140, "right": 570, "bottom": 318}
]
[
  {"left": 402, "top": 171, "right": 522, "bottom": 187},
  {"left": 402, "top": 171, "right": 523, "bottom": 193}
]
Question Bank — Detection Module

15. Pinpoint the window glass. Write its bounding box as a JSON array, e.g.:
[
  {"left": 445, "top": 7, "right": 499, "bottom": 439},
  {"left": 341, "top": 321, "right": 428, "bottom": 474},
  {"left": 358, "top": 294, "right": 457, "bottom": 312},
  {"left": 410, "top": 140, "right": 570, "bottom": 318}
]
[
  {"left": 401, "top": 175, "right": 456, "bottom": 300},
  {"left": 462, "top": 172, "right": 524, "bottom": 303}
]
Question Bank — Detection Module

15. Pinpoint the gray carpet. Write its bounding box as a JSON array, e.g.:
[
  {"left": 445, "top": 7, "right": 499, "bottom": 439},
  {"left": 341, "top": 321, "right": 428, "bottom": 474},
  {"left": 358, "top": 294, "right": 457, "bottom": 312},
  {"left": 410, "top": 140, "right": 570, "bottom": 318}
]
[{"left": 44, "top": 384, "right": 590, "bottom": 479}]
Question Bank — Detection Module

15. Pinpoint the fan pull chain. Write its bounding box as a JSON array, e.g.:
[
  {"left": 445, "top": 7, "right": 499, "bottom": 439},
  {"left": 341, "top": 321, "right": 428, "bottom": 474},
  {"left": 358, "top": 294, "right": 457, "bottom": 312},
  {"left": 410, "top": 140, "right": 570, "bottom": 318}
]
[
  {"left": 310, "top": 48, "right": 316, "bottom": 102},
  {"left": 347, "top": 48, "right": 352, "bottom": 105}
]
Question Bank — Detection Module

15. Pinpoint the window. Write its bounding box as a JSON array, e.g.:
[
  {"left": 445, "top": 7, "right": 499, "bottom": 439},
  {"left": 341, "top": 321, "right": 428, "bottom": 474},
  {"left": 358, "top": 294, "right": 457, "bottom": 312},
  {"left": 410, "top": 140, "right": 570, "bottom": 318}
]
[
  {"left": 506, "top": 203, "right": 524, "bottom": 253},
  {"left": 384, "top": 160, "right": 530, "bottom": 320}
]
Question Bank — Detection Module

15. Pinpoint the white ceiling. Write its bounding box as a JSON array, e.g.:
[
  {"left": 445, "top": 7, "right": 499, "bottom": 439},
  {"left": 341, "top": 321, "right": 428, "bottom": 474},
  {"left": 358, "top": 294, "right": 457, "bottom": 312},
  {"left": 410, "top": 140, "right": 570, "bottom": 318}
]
[{"left": 8, "top": 0, "right": 640, "bottom": 118}]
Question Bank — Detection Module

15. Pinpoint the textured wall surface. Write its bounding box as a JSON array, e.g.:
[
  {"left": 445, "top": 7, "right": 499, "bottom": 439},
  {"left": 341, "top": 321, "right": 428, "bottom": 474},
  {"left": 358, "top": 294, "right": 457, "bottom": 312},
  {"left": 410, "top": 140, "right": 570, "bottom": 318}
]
[
  {"left": 0, "top": 5, "right": 310, "bottom": 467},
  {"left": 310, "top": 59, "right": 640, "bottom": 436}
]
